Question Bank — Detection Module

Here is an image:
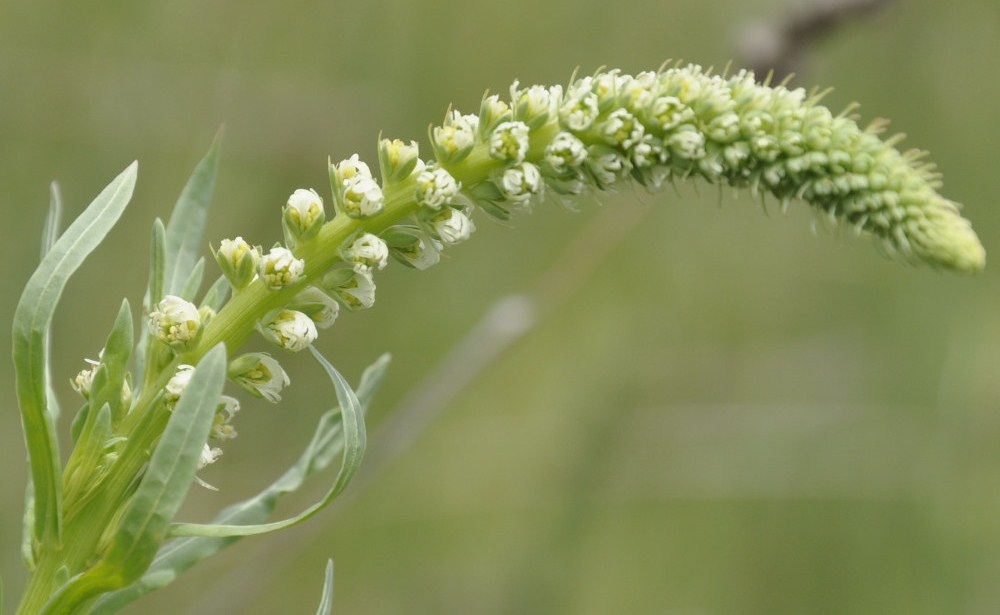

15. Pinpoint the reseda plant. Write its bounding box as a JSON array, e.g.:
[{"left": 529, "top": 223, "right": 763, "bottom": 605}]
[{"left": 10, "top": 64, "right": 984, "bottom": 614}]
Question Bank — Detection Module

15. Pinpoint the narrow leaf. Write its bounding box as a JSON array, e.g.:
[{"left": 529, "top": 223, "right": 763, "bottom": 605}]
[
  {"left": 91, "top": 354, "right": 390, "bottom": 613},
  {"left": 24, "top": 181, "right": 66, "bottom": 564},
  {"left": 67, "top": 404, "right": 112, "bottom": 498},
  {"left": 40, "top": 345, "right": 227, "bottom": 612},
  {"left": 102, "top": 300, "right": 134, "bottom": 423},
  {"left": 41, "top": 181, "right": 63, "bottom": 259},
  {"left": 135, "top": 220, "right": 165, "bottom": 387},
  {"left": 20, "top": 484, "right": 35, "bottom": 570},
  {"left": 148, "top": 219, "right": 166, "bottom": 310},
  {"left": 13, "top": 161, "right": 137, "bottom": 543},
  {"left": 200, "top": 275, "right": 230, "bottom": 313},
  {"left": 315, "top": 560, "right": 334, "bottom": 615},
  {"left": 78, "top": 300, "right": 132, "bottom": 442},
  {"left": 163, "top": 130, "right": 221, "bottom": 296},
  {"left": 70, "top": 403, "right": 89, "bottom": 444},
  {"left": 170, "top": 346, "right": 366, "bottom": 538},
  {"left": 103, "top": 344, "right": 227, "bottom": 577},
  {"left": 178, "top": 257, "right": 205, "bottom": 301}
]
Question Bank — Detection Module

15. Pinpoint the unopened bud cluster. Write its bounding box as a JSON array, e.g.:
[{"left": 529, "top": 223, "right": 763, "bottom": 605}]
[
  {"left": 153, "top": 63, "right": 982, "bottom": 480},
  {"left": 409, "top": 65, "right": 984, "bottom": 271}
]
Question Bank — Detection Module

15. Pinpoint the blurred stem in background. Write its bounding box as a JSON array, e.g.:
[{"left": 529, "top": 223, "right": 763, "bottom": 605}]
[{"left": 738, "top": 0, "right": 897, "bottom": 81}]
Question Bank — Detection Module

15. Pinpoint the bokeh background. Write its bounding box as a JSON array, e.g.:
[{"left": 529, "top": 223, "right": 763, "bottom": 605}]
[{"left": 2, "top": 0, "right": 999, "bottom": 613}]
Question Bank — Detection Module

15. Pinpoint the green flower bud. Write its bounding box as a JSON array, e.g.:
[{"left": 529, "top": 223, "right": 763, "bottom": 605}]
[
  {"left": 378, "top": 138, "right": 420, "bottom": 183},
  {"left": 321, "top": 268, "right": 376, "bottom": 310},
  {"left": 431, "top": 110, "right": 478, "bottom": 164},
  {"left": 282, "top": 188, "right": 326, "bottom": 244},
  {"left": 478, "top": 94, "right": 512, "bottom": 138},
  {"left": 382, "top": 226, "right": 441, "bottom": 270},
  {"left": 290, "top": 286, "right": 340, "bottom": 329},
  {"left": 511, "top": 81, "right": 561, "bottom": 130},
  {"left": 213, "top": 236, "right": 261, "bottom": 290},
  {"left": 228, "top": 352, "right": 290, "bottom": 403}
]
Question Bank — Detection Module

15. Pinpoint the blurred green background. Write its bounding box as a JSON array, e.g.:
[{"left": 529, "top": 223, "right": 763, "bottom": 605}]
[{"left": 2, "top": 0, "right": 999, "bottom": 613}]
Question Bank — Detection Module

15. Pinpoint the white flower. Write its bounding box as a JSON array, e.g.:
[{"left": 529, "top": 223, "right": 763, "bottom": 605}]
[
  {"left": 291, "top": 286, "right": 340, "bottom": 329},
  {"left": 334, "top": 154, "right": 372, "bottom": 184},
  {"left": 70, "top": 358, "right": 100, "bottom": 399},
  {"left": 650, "top": 96, "right": 695, "bottom": 131},
  {"left": 331, "top": 155, "right": 384, "bottom": 218},
  {"left": 383, "top": 226, "right": 442, "bottom": 270},
  {"left": 668, "top": 129, "right": 706, "bottom": 160},
  {"left": 260, "top": 246, "right": 305, "bottom": 290},
  {"left": 198, "top": 443, "right": 223, "bottom": 470},
  {"left": 706, "top": 112, "right": 740, "bottom": 143},
  {"left": 342, "top": 174, "right": 384, "bottom": 218},
  {"left": 228, "top": 353, "right": 290, "bottom": 403},
  {"left": 550, "top": 175, "right": 587, "bottom": 196},
  {"left": 165, "top": 364, "right": 195, "bottom": 408},
  {"left": 211, "top": 396, "right": 240, "bottom": 441},
  {"left": 283, "top": 189, "right": 325, "bottom": 240},
  {"left": 214, "top": 236, "right": 260, "bottom": 289},
  {"left": 586, "top": 146, "right": 631, "bottom": 188},
  {"left": 594, "top": 70, "right": 630, "bottom": 104},
  {"left": 432, "top": 111, "right": 478, "bottom": 162},
  {"left": 415, "top": 166, "right": 461, "bottom": 210},
  {"left": 488, "top": 121, "right": 530, "bottom": 163},
  {"left": 264, "top": 309, "right": 318, "bottom": 352},
  {"left": 499, "top": 162, "right": 544, "bottom": 204},
  {"left": 559, "top": 89, "right": 600, "bottom": 131},
  {"left": 511, "top": 81, "right": 562, "bottom": 127},
  {"left": 431, "top": 208, "right": 476, "bottom": 246},
  {"left": 631, "top": 134, "right": 666, "bottom": 168},
  {"left": 545, "top": 132, "right": 588, "bottom": 172},
  {"left": 623, "top": 71, "right": 657, "bottom": 111},
  {"left": 149, "top": 295, "right": 202, "bottom": 348},
  {"left": 600, "top": 108, "right": 644, "bottom": 149},
  {"left": 343, "top": 233, "right": 388, "bottom": 274},
  {"left": 324, "top": 269, "right": 376, "bottom": 310},
  {"left": 450, "top": 110, "right": 480, "bottom": 134},
  {"left": 286, "top": 189, "right": 324, "bottom": 227},
  {"left": 395, "top": 234, "right": 440, "bottom": 270}
]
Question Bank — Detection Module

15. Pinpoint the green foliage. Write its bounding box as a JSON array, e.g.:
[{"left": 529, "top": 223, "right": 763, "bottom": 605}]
[
  {"left": 315, "top": 560, "right": 334, "bottom": 615},
  {"left": 163, "top": 130, "right": 222, "bottom": 297},
  {"left": 90, "top": 353, "right": 388, "bottom": 613},
  {"left": 170, "top": 345, "right": 368, "bottom": 538},
  {"left": 12, "top": 162, "right": 137, "bottom": 546},
  {"left": 38, "top": 345, "right": 228, "bottom": 614}
]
